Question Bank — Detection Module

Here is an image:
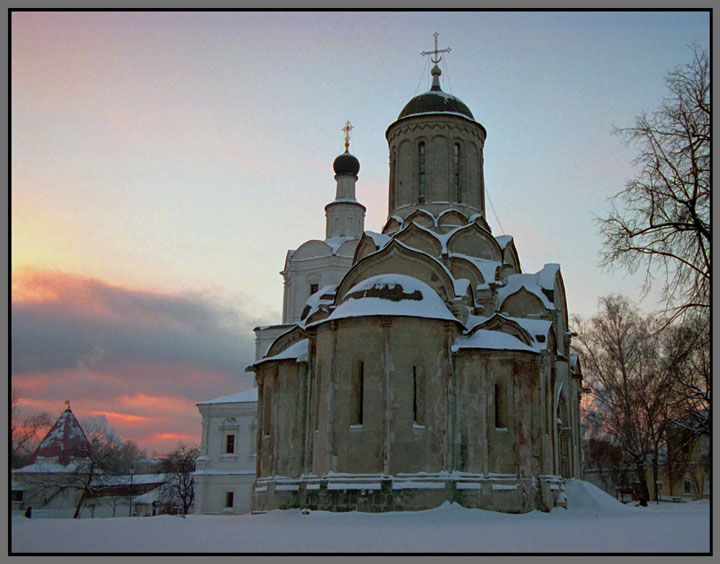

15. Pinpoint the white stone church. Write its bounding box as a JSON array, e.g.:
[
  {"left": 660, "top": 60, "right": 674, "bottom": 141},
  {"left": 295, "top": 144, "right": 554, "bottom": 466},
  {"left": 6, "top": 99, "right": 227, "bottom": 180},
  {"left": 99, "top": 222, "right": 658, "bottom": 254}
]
[{"left": 195, "top": 37, "right": 584, "bottom": 515}]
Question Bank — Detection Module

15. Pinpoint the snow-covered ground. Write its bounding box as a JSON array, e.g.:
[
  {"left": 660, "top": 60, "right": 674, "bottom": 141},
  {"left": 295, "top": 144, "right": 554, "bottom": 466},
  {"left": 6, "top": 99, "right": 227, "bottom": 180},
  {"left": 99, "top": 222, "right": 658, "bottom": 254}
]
[{"left": 11, "top": 480, "right": 710, "bottom": 553}]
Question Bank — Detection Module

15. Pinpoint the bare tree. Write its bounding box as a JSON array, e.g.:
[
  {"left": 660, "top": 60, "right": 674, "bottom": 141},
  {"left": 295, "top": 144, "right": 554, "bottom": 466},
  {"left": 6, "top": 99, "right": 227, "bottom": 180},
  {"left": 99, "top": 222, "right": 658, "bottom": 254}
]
[
  {"left": 663, "top": 313, "right": 710, "bottom": 438},
  {"left": 19, "top": 421, "right": 146, "bottom": 518},
  {"left": 80, "top": 416, "right": 145, "bottom": 474},
  {"left": 160, "top": 444, "right": 199, "bottom": 515},
  {"left": 573, "top": 296, "right": 679, "bottom": 506},
  {"left": 583, "top": 437, "right": 634, "bottom": 496},
  {"left": 600, "top": 45, "right": 710, "bottom": 324},
  {"left": 19, "top": 448, "right": 103, "bottom": 519},
  {"left": 11, "top": 390, "right": 51, "bottom": 468}
]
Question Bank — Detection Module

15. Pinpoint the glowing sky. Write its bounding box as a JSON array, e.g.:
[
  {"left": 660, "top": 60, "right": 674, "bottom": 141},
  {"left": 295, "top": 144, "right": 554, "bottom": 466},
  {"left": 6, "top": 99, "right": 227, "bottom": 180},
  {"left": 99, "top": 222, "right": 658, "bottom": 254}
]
[{"left": 11, "top": 11, "right": 709, "bottom": 453}]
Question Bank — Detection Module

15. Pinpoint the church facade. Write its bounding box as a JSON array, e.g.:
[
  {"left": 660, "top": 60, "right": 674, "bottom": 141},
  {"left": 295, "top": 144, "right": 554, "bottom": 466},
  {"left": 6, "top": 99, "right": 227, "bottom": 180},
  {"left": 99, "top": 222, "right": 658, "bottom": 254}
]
[{"left": 250, "top": 43, "right": 583, "bottom": 514}]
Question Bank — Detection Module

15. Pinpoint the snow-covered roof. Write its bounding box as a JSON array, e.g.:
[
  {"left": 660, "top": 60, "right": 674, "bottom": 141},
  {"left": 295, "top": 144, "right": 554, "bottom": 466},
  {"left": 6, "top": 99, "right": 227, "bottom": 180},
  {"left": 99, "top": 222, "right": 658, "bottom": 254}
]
[
  {"left": 496, "top": 271, "right": 555, "bottom": 310},
  {"left": 450, "top": 253, "right": 500, "bottom": 284},
  {"left": 465, "top": 313, "right": 490, "bottom": 331},
  {"left": 364, "top": 231, "right": 392, "bottom": 249},
  {"left": 307, "top": 285, "right": 336, "bottom": 305},
  {"left": 315, "top": 274, "right": 459, "bottom": 325},
  {"left": 256, "top": 338, "right": 309, "bottom": 366},
  {"left": 132, "top": 482, "right": 181, "bottom": 505},
  {"left": 504, "top": 316, "right": 553, "bottom": 350},
  {"left": 453, "top": 330, "right": 538, "bottom": 354},
  {"left": 132, "top": 486, "right": 163, "bottom": 505},
  {"left": 300, "top": 285, "right": 336, "bottom": 324},
  {"left": 13, "top": 460, "right": 90, "bottom": 474},
  {"left": 324, "top": 235, "right": 357, "bottom": 254},
  {"left": 537, "top": 263, "right": 560, "bottom": 290},
  {"left": 400, "top": 110, "right": 479, "bottom": 122},
  {"left": 402, "top": 221, "right": 460, "bottom": 253},
  {"left": 28, "top": 408, "right": 92, "bottom": 466},
  {"left": 97, "top": 473, "right": 168, "bottom": 486},
  {"left": 454, "top": 278, "right": 471, "bottom": 297},
  {"left": 11, "top": 479, "right": 26, "bottom": 491},
  {"left": 197, "top": 388, "right": 258, "bottom": 405},
  {"left": 495, "top": 234, "right": 513, "bottom": 249}
]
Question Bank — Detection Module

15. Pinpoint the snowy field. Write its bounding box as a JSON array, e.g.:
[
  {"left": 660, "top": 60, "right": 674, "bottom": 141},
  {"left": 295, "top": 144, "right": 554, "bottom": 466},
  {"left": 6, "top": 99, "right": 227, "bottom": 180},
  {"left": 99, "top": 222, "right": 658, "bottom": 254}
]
[{"left": 11, "top": 480, "right": 710, "bottom": 554}]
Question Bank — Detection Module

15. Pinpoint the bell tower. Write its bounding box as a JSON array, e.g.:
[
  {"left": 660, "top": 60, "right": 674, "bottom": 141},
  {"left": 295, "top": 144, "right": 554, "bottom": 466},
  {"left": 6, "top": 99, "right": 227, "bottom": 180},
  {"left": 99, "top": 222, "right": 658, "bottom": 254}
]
[{"left": 325, "top": 121, "right": 366, "bottom": 239}]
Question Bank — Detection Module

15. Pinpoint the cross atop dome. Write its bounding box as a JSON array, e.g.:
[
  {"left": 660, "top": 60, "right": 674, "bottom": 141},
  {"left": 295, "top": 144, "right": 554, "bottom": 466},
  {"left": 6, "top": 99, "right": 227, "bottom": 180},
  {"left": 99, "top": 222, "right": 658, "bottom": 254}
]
[
  {"left": 342, "top": 120, "right": 353, "bottom": 152},
  {"left": 421, "top": 32, "right": 451, "bottom": 64}
]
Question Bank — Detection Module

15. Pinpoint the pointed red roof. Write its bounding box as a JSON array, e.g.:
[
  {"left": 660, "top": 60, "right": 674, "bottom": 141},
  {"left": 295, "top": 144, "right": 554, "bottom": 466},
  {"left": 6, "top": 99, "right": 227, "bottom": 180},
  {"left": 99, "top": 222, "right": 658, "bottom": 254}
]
[{"left": 28, "top": 408, "right": 93, "bottom": 466}]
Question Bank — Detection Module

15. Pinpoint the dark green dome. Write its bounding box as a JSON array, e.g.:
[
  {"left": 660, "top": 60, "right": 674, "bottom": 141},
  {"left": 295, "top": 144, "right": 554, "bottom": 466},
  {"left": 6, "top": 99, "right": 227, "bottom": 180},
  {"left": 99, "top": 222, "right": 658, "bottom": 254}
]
[
  {"left": 333, "top": 151, "right": 360, "bottom": 176},
  {"left": 398, "top": 90, "right": 474, "bottom": 120},
  {"left": 397, "top": 64, "right": 474, "bottom": 120}
]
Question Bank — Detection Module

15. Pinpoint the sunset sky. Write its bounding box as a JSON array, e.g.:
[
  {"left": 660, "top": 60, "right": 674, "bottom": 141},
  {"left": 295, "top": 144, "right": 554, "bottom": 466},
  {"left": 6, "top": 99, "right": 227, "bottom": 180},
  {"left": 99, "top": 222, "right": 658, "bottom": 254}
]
[{"left": 11, "top": 11, "right": 709, "bottom": 454}]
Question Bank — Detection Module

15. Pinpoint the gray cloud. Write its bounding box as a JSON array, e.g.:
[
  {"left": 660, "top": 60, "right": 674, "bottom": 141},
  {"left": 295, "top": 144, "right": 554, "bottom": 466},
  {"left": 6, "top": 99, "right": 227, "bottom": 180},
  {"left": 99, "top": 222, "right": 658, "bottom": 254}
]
[{"left": 11, "top": 273, "right": 264, "bottom": 378}]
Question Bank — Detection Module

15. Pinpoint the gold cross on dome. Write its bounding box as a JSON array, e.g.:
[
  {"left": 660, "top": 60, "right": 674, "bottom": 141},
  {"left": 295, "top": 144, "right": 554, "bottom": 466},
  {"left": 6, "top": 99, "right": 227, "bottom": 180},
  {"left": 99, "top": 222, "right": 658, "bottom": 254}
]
[
  {"left": 421, "top": 32, "right": 451, "bottom": 64},
  {"left": 342, "top": 120, "right": 353, "bottom": 151}
]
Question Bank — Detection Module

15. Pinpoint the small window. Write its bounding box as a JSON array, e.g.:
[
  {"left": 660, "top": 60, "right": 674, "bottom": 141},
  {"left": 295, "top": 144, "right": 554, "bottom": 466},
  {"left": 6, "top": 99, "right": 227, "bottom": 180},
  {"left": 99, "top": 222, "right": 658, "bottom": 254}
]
[
  {"left": 225, "top": 491, "right": 234, "bottom": 508},
  {"left": 495, "top": 381, "right": 506, "bottom": 428},
  {"left": 684, "top": 480, "right": 692, "bottom": 495},
  {"left": 310, "top": 283, "right": 319, "bottom": 296},
  {"left": 418, "top": 142, "right": 426, "bottom": 200},
  {"left": 453, "top": 143, "right": 461, "bottom": 202},
  {"left": 351, "top": 360, "right": 364, "bottom": 426},
  {"left": 225, "top": 434, "right": 235, "bottom": 454}
]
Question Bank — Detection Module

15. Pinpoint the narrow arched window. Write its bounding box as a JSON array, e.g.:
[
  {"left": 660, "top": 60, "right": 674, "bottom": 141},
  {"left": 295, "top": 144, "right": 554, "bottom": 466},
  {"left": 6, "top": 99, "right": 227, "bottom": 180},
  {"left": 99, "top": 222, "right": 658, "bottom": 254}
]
[
  {"left": 495, "top": 381, "right": 506, "bottom": 429},
  {"left": 351, "top": 360, "right": 364, "bottom": 426},
  {"left": 413, "top": 365, "right": 425, "bottom": 426},
  {"left": 453, "top": 143, "right": 461, "bottom": 203},
  {"left": 418, "top": 142, "right": 426, "bottom": 201}
]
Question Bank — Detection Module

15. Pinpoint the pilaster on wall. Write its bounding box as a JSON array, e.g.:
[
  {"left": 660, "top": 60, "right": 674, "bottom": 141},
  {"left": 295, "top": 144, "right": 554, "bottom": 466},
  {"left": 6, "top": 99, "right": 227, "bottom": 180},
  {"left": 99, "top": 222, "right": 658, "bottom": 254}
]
[{"left": 381, "top": 316, "right": 392, "bottom": 476}]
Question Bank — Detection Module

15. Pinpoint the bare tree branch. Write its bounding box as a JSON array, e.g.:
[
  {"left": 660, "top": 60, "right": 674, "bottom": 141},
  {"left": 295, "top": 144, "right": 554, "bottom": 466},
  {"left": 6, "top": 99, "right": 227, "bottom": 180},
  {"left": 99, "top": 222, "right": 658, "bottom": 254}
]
[{"left": 600, "top": 45, "right": 710, "bottom": 323}]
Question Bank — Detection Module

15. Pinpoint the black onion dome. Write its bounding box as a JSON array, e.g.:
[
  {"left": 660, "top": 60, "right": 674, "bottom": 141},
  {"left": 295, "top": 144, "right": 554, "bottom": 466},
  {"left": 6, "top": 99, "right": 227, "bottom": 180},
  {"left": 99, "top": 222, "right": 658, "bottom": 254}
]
[
  {"left": 333, "top": 151, "right": 360, "bottom": 176},
  {"left": 398, "top": 64, "right": 474, "bottom": 120}
]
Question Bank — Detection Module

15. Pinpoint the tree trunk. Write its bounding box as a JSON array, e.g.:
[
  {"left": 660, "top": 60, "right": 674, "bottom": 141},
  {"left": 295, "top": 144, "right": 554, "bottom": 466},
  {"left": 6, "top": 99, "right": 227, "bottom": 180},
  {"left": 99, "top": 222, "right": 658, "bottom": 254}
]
[
  {"left": 652, "top": 456, "right": 660, "bottom": 504},
  {"left": 635, "top": 464, "right": 650, "bottom": 506},
  {"left": 73, "top": 490, "right": 87, "bottom": 519}
]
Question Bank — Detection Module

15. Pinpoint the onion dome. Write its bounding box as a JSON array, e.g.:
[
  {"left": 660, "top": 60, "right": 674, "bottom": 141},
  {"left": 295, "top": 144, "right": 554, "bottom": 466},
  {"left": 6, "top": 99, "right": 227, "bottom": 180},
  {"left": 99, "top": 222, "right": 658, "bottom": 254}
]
[
  {"left": 333, "top": 151, "right": 360, "bottom": 176},
  {"left": 398, "top": 65, "right": 474, "bottom": 120}
]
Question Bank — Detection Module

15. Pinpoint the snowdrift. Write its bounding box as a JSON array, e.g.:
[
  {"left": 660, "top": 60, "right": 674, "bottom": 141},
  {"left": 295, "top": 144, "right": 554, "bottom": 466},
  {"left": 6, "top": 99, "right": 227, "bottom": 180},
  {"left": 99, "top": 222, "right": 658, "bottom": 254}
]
[{"left": 563, "top": 479, "right": 632, "bottom": 517}]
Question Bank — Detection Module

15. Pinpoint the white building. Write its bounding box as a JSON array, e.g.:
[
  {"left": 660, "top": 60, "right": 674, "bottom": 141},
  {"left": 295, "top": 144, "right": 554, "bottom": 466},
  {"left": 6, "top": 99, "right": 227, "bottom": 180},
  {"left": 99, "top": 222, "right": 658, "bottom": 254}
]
[
  {"left": 193, "top": 388, "right": 258, "bottom": 515},
  {"left": 12, "top": 406, "right": 167, "bottom": 519}
]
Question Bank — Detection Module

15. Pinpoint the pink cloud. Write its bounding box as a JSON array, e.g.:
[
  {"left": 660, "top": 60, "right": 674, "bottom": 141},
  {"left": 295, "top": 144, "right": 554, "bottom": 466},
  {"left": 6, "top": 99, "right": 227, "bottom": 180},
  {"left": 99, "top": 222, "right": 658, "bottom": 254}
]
[{"left": 12, "top": 268, "right": 258, "bottom": 453}]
